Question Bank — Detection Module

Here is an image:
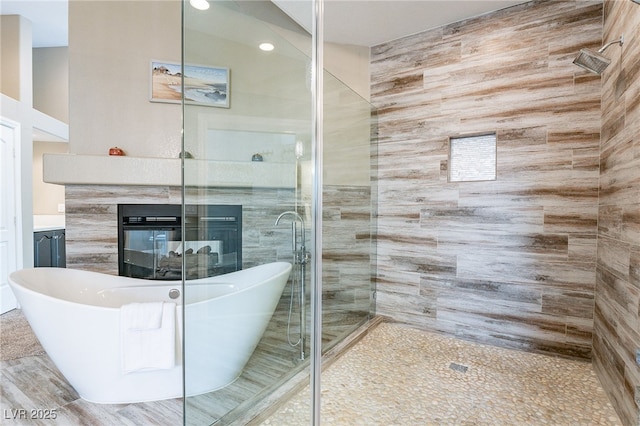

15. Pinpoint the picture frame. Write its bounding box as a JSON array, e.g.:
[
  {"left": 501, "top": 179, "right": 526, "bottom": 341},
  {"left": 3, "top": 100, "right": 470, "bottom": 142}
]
[{"left": 150, "top": 60, "right": 230, "bottom": 108}]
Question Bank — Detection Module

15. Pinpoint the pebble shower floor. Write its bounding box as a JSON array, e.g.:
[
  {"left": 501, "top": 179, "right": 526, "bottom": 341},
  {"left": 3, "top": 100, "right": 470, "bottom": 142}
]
[{"left": 263, "top": 322, "right": 622, "bottom": 425}]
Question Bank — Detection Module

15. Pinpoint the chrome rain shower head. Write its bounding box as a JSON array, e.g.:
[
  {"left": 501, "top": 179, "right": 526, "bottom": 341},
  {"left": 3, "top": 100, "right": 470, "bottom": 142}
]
[
  {"left": 573, "top": 49, "right": 611, "bottom": 74},
  {"left": 573, "top": 35, "right": 624, "bottom": 75}
]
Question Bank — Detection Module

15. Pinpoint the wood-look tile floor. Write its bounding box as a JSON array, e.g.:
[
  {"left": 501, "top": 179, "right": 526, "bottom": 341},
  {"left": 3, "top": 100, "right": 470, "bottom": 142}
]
[
  {"left": 0, "top": 298, "right": 368, "bottom": 426},
  {"left": 1, "top": 352, "right": 183, "bottom": 425},
  {"left": 2, "top": 316, "right": 621, "bottom": 425},
  {"left": 263, "top": 322, "right": 623, "bottom": 426}
]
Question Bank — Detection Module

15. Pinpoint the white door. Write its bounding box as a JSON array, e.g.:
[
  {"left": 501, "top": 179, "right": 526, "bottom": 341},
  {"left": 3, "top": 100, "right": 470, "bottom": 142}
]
[{"left": 1, "top": 118, "right": 20, "bottom": 313}]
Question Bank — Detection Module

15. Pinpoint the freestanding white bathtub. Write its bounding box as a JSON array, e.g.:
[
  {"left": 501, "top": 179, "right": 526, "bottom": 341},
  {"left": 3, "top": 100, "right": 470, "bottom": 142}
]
[{"left": 8, "top": 262, "right": 292, "bottom": 404}]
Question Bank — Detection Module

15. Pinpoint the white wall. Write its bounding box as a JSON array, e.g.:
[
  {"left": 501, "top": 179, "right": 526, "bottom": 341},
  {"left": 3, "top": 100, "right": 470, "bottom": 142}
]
[
  {"left": 33, "top": 47, "right": 69, "bottom": 123},
  {"left": 33, "top": 141, "right": 68, "bottom": 215},
  {"left": 0, "top": 15, "right": 34, "bottom": 267},
  {"left": 325, "top": 42, "right": 370, "bottom": 102},
  {"left": 1, "top": 16, "right": 22, "bottom": 101},
  {"left": 69, "top": 0, "right": 182, "bottom": 157},
  {"left": 268, "top": 23, "right": 371, "bottom": 101},
  {"left": 68, "top": 1, "right": 371, "bottom": 161},
  {"left": 32, "top": 47, "right": 69, "bottom": 216},
  {"left": 183, "top": 2, "right": 372, "bottom": 188}
]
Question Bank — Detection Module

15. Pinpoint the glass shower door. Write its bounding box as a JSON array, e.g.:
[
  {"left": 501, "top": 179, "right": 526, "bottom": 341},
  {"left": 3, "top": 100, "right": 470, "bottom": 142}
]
[{"left": 182, "top": 0, "right": 314, "bottom": 424}]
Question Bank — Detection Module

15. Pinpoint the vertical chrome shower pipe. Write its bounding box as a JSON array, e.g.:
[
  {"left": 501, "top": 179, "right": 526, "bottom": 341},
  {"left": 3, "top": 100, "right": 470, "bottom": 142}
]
[
  {"left": 311, "top": 0, "right": 324, "bottom": 424},
  {"left": 298, "top": 230, "right": 306, "bottom": 362}
]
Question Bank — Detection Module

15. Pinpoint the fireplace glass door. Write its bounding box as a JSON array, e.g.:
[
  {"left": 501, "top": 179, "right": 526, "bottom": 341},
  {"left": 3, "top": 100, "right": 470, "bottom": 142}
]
[
  {"left": 122, "top": 226, "right": 182, "bottom": 280},
  {"left": 118, "top": 204, "right": 241, "bottom": 280}
]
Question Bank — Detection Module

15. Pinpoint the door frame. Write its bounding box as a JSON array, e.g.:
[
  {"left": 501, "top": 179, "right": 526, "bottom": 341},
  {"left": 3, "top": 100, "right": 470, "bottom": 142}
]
[{"left": 1, "top": 117, "right": 22, "bottom": 313}]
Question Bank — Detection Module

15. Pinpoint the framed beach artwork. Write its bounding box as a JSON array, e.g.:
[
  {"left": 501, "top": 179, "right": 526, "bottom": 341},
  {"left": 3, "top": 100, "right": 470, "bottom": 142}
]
[{"left": 150, "top": 60, "right": 230, "bottom": 108}]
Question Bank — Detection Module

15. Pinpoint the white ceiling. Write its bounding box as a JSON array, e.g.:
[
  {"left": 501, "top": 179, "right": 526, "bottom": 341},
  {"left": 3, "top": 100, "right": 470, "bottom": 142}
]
[
  {"left": 1, "top": 0, "right": 530, "bottom": 49},
  {"left": 0, "top": 0, "right": 68, "bottom": 48},
  {"left": 277, "top": 0, "right": 530, "bottom": 47}
]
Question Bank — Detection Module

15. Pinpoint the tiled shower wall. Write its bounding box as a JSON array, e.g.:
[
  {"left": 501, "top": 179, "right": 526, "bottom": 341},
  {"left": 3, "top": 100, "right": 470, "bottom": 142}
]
[
  {"left": 594, "top": 1, "right": 640, "bottom": 425},
  {"left": 371, "top": 0, "right": 603, "bottom": 359}
]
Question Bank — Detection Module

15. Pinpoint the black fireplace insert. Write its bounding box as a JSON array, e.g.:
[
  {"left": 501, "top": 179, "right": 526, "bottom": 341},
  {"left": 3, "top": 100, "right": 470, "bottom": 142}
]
[{"left": 118, "top": 204, "right": 242, "bottom": 280}]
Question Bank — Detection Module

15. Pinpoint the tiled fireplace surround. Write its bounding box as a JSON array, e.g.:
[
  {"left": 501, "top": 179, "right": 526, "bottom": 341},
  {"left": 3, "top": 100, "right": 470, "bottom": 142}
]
[
  {"left": 63, "top": 183, "right": 373, "bottom": 340},
  {"left": 62, "top": 0, "right": 639, "bottom": 424},
  {"left": 64, "top": 185, "right": 298, "bottom": 274}
]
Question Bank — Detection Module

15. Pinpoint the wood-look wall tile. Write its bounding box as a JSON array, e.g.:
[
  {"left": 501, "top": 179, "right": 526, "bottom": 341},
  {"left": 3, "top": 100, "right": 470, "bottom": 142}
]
[
  {"left": 630, "top": 248, "right": 640, "bottom": 290},
  {"left": 568, "top": 235, "right": 598, "bottom": 263},
  {"left": 373, "top": 0, "right": 602, "bottom": 363},
  {"left": 541, "top": 288, "right": 594, "bottom": 318},
  {"left": 376, "top": 292, "right": 440, "bottom": 330},
  {"left": 421, "top": 276, "right": 542, "bottom": 312},
  {"left": 600, "top": 134, "right": 636, "bottom": 174},
  {"left": 437, "top": 230, "right": 568, "bottom": 258},
  {"left": 437, "top": 310, "right": 591, "bottom": 359},
  {"left": 622, "top": 205, "right": 640, "bottom": 245},
  {"left": 371, "top": 71, "right": 424, "bottom": 97},
  {"left": 601, "top": 104, "right": 626, "bottom": 146},
  {"left": 572, "top": 146, "right": 600, "bottom": 178},
  {"left": 370, "top": 27, "right": 446, "bottom": 68},
  {"left": 421, "top": 205, "right": 544, "bottom": 233},
  {"left": 375, "top": 267, "right": 421, "bottom": 296},
  {"left": 377, "top": 230, "right": 437, "bottom": 256},
  {"left": 597, "top": 236, "right": 631, "bottom": 281},
  {"left": 573, "top": 71, "right": 602, "bottom": 95},
  {"left": 598, "top": 205, "right": 624, "bottom": 239},
  {"left": 548, "top": 130, "right": 600, "bottom": 148},
  {"left": 456, "top": 252, "right": 595, "bottom": 290},
  {"left": 543, "top": 205, "right": 598, "bottom": 234},
  {"left": 496, "top": 147, "right": 573, "bottom": 182},
  {"left": 594, "top": 3, "right": 640, "bottom": 422},
  {"left": 597, "top": 267, "right": 639, "bottom": 317},
  {"left": 454, "top": 180, "right": 598, "bottom": 209},
  {"left": 565, "top": 316, "right": 594, "bottom": 342},
  {"left": 387, "top": 253, "right": 457, "bottom": 277},
  {"left": 599, "top": 160, "right": 639, "bottom": 204},
  {"left": 593, "top": 308, "right": 626, "bottom": 378}
]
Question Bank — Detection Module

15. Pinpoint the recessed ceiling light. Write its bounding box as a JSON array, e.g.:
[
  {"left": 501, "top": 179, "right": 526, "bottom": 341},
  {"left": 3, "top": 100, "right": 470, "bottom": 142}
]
[
  {"left": 259, "top": 42, "right": 275, "bottom": 52},
  {"left": 190, "top": 0, "right": 210, "bottom": 11}
]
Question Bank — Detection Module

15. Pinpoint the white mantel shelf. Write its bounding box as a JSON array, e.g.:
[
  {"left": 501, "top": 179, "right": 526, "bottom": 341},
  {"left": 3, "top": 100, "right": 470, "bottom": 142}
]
[{"left": 43, "top": 154, "right": 296, "bottom": 188}]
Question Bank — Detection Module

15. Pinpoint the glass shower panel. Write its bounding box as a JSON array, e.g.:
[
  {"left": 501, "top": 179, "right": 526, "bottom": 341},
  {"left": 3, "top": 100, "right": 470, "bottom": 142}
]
[
  {"left": 321, "top": 69, "right": 377, "bottom": 353},
  {"left": 182, "top": 0, "right": 314, "bottom": 424},
  {"left": 258, "top": 43, "right": 378, "bottom": 426}
]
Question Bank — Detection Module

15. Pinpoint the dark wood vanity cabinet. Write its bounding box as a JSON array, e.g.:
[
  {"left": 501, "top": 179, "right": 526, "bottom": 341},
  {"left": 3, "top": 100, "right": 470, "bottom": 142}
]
[{"left": 34, "top": 229, "right": 66, "bottom": 267}]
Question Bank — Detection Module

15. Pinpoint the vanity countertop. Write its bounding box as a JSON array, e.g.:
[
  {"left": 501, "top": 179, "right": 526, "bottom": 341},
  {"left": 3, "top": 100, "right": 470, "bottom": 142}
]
[{"left": 33, "top": 215, "right": 65, "bottom": 232}]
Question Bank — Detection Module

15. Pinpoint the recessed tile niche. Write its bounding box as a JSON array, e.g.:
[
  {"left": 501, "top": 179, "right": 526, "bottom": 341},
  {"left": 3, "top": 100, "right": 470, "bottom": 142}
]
[{"left": 448, "top": 133, "right": 497, "bottom": 182}]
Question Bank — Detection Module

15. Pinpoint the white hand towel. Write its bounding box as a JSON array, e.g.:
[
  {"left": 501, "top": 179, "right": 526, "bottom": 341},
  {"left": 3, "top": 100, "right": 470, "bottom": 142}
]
[
  {"left": 121, "top": 302, "right": 176, "bottom": 374},
  {"left": 122, "top": 302, "right": 164, "bottom": 330}
]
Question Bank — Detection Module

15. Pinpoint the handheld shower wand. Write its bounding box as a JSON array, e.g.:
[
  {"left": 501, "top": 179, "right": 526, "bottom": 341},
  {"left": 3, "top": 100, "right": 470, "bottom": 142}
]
[{"left": 275, "top": 211, "right": 309, "bottom": 361}]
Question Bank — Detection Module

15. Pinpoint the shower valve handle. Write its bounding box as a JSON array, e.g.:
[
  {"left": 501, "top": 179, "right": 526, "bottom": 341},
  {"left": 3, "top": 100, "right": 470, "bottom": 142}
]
[{"left": 295, "top": 248, "right": 310, "bottom": 265}]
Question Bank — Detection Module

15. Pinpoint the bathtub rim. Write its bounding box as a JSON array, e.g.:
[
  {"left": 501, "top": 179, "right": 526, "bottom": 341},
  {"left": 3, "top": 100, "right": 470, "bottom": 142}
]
[{"left": 8, "top": 261, "right": 292, "bottom": 311}]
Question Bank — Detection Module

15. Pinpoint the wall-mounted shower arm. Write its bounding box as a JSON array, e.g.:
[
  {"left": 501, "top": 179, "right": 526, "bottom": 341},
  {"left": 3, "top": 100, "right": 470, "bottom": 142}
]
[{"left": 598, "top": 35, "right": 624, "bottom": 53}]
